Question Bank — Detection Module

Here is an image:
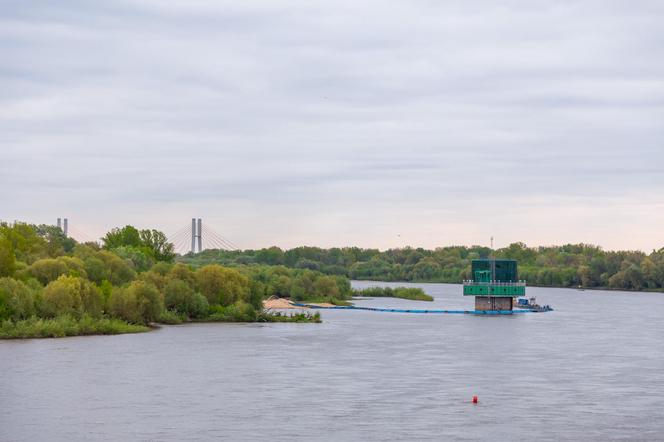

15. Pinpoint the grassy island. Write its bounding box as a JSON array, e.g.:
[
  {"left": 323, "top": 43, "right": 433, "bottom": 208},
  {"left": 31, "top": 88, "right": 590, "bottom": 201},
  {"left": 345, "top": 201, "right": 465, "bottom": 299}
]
[
  {"left": 0, "top": 222, "right": 332, "bottom": 339},
  {"left": 353, "top": 286, "right": 433, "bottom": 301}
]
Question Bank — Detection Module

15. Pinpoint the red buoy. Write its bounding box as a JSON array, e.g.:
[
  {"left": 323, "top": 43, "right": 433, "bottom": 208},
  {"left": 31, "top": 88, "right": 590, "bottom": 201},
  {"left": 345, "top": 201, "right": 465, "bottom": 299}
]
[{"left": 472, "top": 395, "right": 478, "bottom": 404}]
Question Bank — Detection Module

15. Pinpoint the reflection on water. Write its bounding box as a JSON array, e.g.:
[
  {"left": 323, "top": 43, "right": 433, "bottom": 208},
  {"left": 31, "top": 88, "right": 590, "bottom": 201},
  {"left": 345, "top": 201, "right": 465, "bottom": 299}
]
[{"left": 1, "top": 282, "right": 663, "bottom": 441}]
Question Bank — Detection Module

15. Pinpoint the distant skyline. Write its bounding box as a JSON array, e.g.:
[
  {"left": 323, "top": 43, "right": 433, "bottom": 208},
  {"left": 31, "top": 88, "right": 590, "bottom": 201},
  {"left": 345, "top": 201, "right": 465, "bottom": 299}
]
[{"left": 2, "top": 1, "right": 663, "bottom": 252}]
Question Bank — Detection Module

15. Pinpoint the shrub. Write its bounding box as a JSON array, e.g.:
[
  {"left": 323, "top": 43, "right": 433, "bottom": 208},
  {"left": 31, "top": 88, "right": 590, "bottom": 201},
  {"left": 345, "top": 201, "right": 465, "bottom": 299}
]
[
  {"left": 83, "top": 256, "right": 108, "bottom": 284},
  {"left": 40, "top": 275, "right": 103, "bottom": 318},
  {"left": 96, "top": 251, "right": 137, "bottom": 285},
  {"left": 163, "top": 279, "right": 209, "bottom": 318},
  {"left": 0, "top": 315, "right": 149, "bottom": 339},
  {"left": 313, "top": 275, "right": 340, "bottom": 298},
  {"left": 196, "top": 264, "right": 250, "bottom": 306},
  {"left": 112, "top": 246, "right": 155, "bottom": 272},
  {"left": 138, "top": 270, "right": 166, "bottom": 291},
  {"left": 28, "top": 258, "right": 68, "bottom": 285},
  {"left": 352, "top": 286, "right": 433, "bottom": 301},
  {"left": 0, "top": 235, "right": 16, "bottom": 277},
  {"left": 56, "top": 256, "right": 87, "bottom": 278},
  {"left": 168, "top": 263, "right": 196, "bottom": 289},
  {"left": 208, "top": 301, "right": 257, "bottom": 322},
  {"left": 0, "top": 277, "right": 36, "bottom": 321},
  {"left": 108, "top": 281, "right": 163, "bottom": 324},
  {"left": 156, "top": 309, "right": 185, "bottom": 324},
  {"left": 151, "top": 261, "right": 173, "bottom": 276}
]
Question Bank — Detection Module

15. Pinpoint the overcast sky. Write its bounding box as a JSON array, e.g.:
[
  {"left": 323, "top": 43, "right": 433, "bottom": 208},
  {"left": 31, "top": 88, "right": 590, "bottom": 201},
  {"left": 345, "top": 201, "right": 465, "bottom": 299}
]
[{"left": 1, "top": 0, "right": 663, "bottom": 252}]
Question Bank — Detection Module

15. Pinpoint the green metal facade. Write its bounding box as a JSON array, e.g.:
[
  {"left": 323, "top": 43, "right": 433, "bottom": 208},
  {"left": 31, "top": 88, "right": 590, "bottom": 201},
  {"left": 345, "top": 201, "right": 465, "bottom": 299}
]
[
  {"left": 471, "top": 259, "right": 518, "bottom": 282},
  {"left": 463, "top": 259, "right": 526, "bottom": 297},
  {"left": 462, "top": 283, "right": 525, "bottom": 296}
]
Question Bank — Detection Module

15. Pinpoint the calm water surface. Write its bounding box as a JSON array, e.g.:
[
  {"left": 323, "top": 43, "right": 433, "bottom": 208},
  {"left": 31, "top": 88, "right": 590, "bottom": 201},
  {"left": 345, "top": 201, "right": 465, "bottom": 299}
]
[{"left": 1, "top": 282, "right": 663, "bottom": 441}]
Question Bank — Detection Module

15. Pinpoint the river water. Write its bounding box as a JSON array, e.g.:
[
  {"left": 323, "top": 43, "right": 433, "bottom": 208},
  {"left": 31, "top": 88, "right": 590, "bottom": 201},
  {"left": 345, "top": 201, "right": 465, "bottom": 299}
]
[{"left": 1, "top": 282, "right": 663, "bottom": 441}]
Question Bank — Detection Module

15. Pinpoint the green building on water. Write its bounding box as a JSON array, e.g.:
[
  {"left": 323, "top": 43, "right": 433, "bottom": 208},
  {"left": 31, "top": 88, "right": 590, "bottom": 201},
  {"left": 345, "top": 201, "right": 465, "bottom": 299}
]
[{"left": 463, "top": 259, "right": 526, "bottom": 311}]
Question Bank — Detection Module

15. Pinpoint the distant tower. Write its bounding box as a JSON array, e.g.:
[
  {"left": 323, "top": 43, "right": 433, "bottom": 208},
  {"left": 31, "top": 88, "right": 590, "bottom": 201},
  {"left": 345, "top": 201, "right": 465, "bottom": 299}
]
[
  {"left": 191, "top": 218, "right": 196, "bottom": 253},
  {"left": 191, "top": 218, "right": 203, "bottom": 253},
  {"left": 197, "top": 218, "right": 202, "bottom": 253},
  {"left": 56, "top": 218, "right": 68, "bottom": 237}
]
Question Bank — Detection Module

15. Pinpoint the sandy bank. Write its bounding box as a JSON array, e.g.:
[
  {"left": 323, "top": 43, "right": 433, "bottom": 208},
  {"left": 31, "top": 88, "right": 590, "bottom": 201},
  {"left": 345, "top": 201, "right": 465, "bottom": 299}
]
[
  {"left": 262, "top": 298, "right": 337, "bottom": 309},
  {"left": 263, "top": 298, "right": 300, "bottom": 309}
]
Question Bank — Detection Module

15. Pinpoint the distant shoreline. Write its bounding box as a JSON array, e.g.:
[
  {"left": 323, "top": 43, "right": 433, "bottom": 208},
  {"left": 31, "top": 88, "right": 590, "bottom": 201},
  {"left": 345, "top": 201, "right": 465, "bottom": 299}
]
[{"left": 350, "top": 279, "right": 664, "bottom": 294}]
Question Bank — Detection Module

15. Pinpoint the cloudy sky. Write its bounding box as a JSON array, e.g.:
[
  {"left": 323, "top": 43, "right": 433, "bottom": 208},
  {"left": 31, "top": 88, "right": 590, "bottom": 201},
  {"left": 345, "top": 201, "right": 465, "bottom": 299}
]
[{"left": 1, "top": 0, "right": 663, "bottom": 252}]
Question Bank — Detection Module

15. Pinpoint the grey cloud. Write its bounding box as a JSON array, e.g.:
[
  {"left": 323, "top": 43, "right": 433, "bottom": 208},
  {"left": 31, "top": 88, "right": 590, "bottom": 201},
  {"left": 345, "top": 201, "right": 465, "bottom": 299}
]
[{"left": 1, "top": 0, "right": 663, "bottom": 250}]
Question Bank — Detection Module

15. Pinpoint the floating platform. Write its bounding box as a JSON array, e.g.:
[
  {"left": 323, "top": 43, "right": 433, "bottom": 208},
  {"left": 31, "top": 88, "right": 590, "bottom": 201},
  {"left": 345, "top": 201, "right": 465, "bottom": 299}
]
[{"left": 291, "top": 303, "right": 552, "bottom": 314}]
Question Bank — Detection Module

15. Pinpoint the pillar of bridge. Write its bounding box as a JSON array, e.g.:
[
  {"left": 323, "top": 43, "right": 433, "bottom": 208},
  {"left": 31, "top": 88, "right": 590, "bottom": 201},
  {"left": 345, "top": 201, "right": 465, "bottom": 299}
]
[
  {"left": 191, "top": 218, "right": 196, "bottom": 253},
  {"left": 197, "top": 218, "right": 202, "bottom": 253}
]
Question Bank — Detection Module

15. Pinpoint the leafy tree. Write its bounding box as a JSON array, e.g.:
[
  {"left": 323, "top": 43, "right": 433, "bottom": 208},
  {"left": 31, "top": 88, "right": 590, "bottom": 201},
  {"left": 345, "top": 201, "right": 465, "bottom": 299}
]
[
  {"left": 151, "top": 261, "right": 173, "bottom": 276},
  {"left": 0, "top": 234, "right": 16, "bottom": 277},
  {"left": 28, "top": 258, "right": 69, "bottom": 285},
  {"left": 0, "top": 277, "right": 36, "bottom": 320},
  {"left": 313, "top": 275, "right": 340, "bottom": 298},
  {"left": 102, "top": 225, "right": 142, "bottom": 249},
  {"left": 196, "top": 264, "right": 250, "bottom": 306},
  {"left": 83, "top": 256, "right": 109, "bottom": 285},
  {"left": 163, "top": 279, "right": 208, "bottom": 318},
  {"left": 96, "top": 251, "right": 137, "bottom": 285},
  {"left": 139, "top": 230, "right": 175, "bottom": 262},
  {"left": 168, "top": 263, "right": 196, "bottom": 289},
  {"left": 57, "top": 256, "right": 87, "bottom": 278},
  {"left": 295, "top": 258, "right": 320, "bottom": 271},
  {"left": 411, "top": 258, "right": 442, "bottom": 281},
  {"left": 256, "top": 246, "right": 284, "bottom": 265},
  {"left": 40, "top": 275, "right": 103, "bottom": 318},
  {"left": 35, "top": 224, "right": 76, "bottom": 257},
  {"left": 113, "top": 246, "right": 155, "bottom": 272},
  {"left": 103, "top": 226, "right": 174, "bottom": 263},
  {"left": 108, "top": 281, "right": 163, "bottom": 324},
  {"left": 0, "top": 222, "right": 48, "bottom": 264}
]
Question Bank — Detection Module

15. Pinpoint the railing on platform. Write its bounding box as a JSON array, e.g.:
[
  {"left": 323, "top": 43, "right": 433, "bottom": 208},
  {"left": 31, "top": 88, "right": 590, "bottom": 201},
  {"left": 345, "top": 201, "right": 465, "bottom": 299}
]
[{"left": 462, "top": 280, "right": 527, "bottom": 296}]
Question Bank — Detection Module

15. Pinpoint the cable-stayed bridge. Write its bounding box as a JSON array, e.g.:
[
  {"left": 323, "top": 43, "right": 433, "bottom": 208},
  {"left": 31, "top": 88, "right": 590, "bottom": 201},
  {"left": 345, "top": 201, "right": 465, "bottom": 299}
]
[
  {"left": 49, "top": 218, "right": 238, "bottom": 255},
  {"left": 167, "top": 218, "right": 239, "bottom": 254}
]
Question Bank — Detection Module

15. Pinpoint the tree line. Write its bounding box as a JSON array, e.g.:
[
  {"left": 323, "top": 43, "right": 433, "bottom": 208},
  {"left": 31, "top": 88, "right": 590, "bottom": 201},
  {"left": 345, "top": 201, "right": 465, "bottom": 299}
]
[
  {"left": 179, "top": 243, "right": 664, "bottom": 291},
  {"left": 1, "top": 223, "right": 340, "bottom": 337}
]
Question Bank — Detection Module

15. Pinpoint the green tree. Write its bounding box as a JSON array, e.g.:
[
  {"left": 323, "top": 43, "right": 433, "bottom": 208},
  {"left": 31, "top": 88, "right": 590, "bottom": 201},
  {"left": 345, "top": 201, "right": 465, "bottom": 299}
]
[
  {"left": 313, "top": 275, "right": 340, "bottom": 298},
  {"left": 83, "top": 256, "right": 109, "bottom": 284},
  {"left": 0, "top": 277, "right": 36, "bottom": 320},
  {"left": 411, "top": 258, "right": 442, "bottom": 281},
  {"left": 28, "top": 258, "right": 69, "bottom": 285},
  {"left": 113, "top": 246, "right": 155, "bottom": 272},
  {"left": 103, "top": 226, "right": 175, "bottom": 263},
  {"left": 256, "top": 247, "right": 284, "bottom": 265},
  {"left": 102, "top": 226, "right": 142, "bottom": 249},
  {"left": 196, "top": 264, "right": 250, "bottom": 306},
  {"left": 168, "top": 263, "right": 196, "bottom": 289},
  {"left": 108, "top": 281, "right": 163, "bottom": 324},
  {"left": 0, "top": 234, "right": 16, "bottom": 277},
  {"left": 0, "top": 222, "right": 48, "bottom": 264},
  {"left": 96, "top": 251, "right": 137, "bottom": 285},
  {"left": 40, "top": 275, "right": 103, "bottom": 318},
  {"left": 139, "top": 229, "right": 175, "bottom": 262},
  {"left": 163, "top": 279, "right": 208, "bottom": 318},
  {"left": 35, "top": 224, "right": 76, "bottom": 257}
]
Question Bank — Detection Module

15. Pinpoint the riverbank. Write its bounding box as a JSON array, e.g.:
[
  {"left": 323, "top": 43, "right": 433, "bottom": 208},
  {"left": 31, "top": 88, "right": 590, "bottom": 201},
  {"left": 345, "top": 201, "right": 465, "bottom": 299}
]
[
  {"left": 352, "top": 278, "right": 664, "bottom": 294},
  {"left": 0, "top": 316, "right": 150, "bottom": 339},
  {"left": 0, "top": 309, "right": 322, "bottom": 339},
  {"left": 352, "top": 286, "right": 434, "bottom": 301}
]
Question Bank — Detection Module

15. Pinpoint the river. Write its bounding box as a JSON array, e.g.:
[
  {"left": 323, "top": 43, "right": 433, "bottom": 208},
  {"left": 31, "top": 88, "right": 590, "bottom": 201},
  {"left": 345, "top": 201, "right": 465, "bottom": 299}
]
[{"left": 1, "top": 282, "right": 663, "bottom": 441}]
